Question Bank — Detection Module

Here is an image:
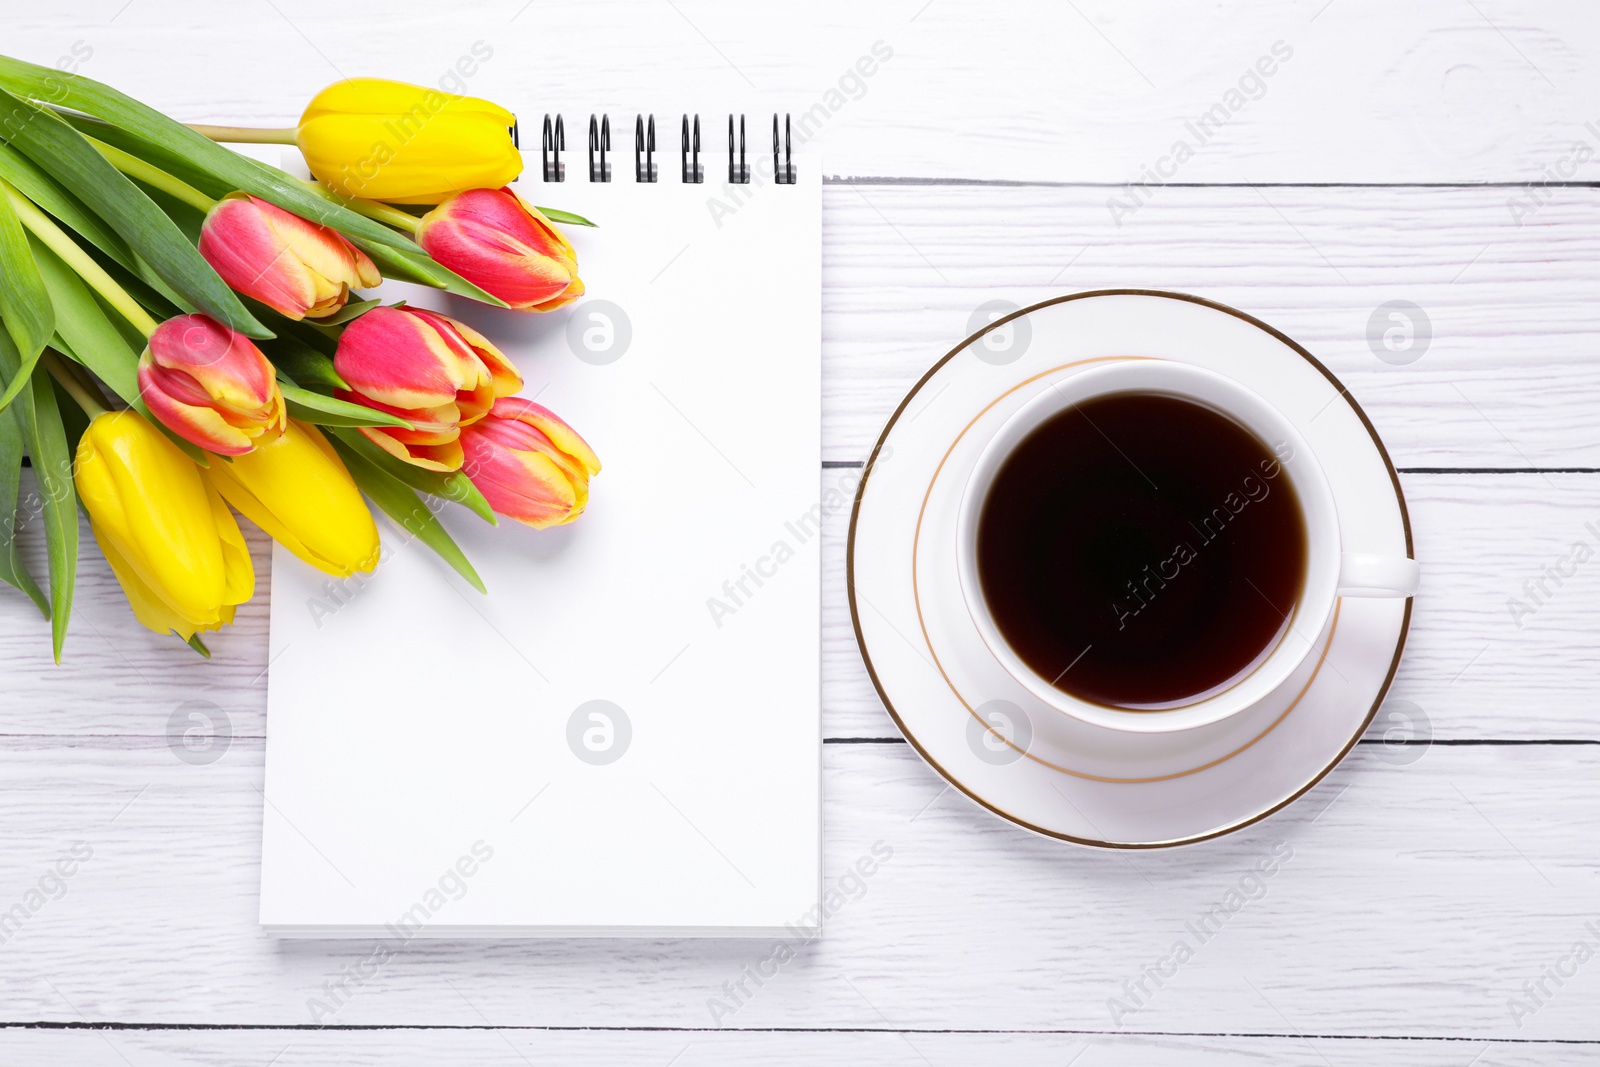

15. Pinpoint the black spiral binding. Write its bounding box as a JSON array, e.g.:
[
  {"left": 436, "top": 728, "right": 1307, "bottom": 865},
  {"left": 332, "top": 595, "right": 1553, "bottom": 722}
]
[
  {"left": 536, "top": 113, "right": 795, "bottom": 184},
  {"left": 635, "top": 115, "right": 658, "bottom": 183},
  {"left": 681, "top": 114, "right": 703, "bottom": 183},
  {"left": 727, "top": 114, "right": 750, "bottom": 184},
  {"left": 773, "top": 113, "right": 795, "bottom": 184},
  {"left": 541, "top": 114, "right": 564, "bottom": 182},
  {"left": 589, "top": 114, "right": 612, "bottom": 182}
]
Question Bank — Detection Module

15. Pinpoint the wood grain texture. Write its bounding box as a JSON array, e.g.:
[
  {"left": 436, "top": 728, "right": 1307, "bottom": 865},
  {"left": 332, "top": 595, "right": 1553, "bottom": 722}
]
[
  {"left": 2, "top": 1, "right": 1597, "bottom": 1056},
  {"left": 0, "top": 1029, "right": 1583, "bottom": 1067},
  {"left": 2, "top": 473, "right": 1595, "bottom": 739},
  {"left": 0, "top": 739, "right": 1595, "bottom": 1039},
  {"left": 2, "top": 0, "right": 1599, "bottom": 184},
  {"left": 817, "top": 184, "right": 1600, "bottom": 465}
]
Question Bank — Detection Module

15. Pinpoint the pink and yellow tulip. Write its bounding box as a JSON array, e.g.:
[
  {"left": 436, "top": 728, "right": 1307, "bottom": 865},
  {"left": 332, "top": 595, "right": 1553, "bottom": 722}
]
[
  {"left": 333, "top": 305, "right": 521, "bottom": 471},
  {"left": 137, "top": 314, "right": 287, "bottom": 456},
  {"left": 416, "top": 187, "right": 583, "bottom": 311},
  {"left": 198, "top": 192, "right": 381, "bottom": 320},
  {"left": 460, "top": 397, "right": 600, "bottom": 528}
]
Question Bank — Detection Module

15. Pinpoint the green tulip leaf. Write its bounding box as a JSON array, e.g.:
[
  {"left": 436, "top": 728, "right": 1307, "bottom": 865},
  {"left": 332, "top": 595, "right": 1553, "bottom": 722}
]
[
  {"left": 0, "top": 143, "right": 196, "bottom": 324},
  {"left": 0, "top": 389, "right": 49, "bottom": 617},
  {"left": 0, "top": 142, "right": 142, "bottom": 274},
  {"left": 0, "top": 86, "right": 270, "bottom": 339},
  {"left": 313, "top": 298, "right": 382, "bottom": 327},
  {"left": 0, "top": 332, "right": 77, "bottom": 660},
  {"left": 24, "top": 364, "right": 77, "bottom": 662},
  {"left": 330, "top": 437, "right": 486, "bottom": 594},
  {"left": 0, "top": 143, "right": 196, "bottom": 323},
  {"left": 534, "top": 206, "right": 596, "bottom": 228},
  {"left": 260, "top": 335, "right": 346, "bottom": 392},
  {"left": 47, "top": 373, "right": 89, "bottom": 456},
  {"left": 86, "top": 245, "right": 188, "bottom": 322},
  {"left": 0, "top": 56, "right": 414, "bottom": 254},
  {"left": 29, "top": 235, "right": 140, "bottom": 404},
  {"left": 0, "top": 180, "right": 54, "bottom": 413},
  {"left": 279, "top": 380, "right": 412, "bottom": 430},
  {"left": 57, "top": 115, "right": 233, "bottom": 202},
  {"left": 329, "top": 426, "right": 496, "bottom": 526},
  {"left": 351, "top": 238, "right": 509, "bottom": 307}
]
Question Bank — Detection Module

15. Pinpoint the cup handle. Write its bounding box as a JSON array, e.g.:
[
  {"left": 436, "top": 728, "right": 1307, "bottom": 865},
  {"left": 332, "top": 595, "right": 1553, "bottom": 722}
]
[{"left": 1337, "top": 552, "right": 1420, "bottom": 597}]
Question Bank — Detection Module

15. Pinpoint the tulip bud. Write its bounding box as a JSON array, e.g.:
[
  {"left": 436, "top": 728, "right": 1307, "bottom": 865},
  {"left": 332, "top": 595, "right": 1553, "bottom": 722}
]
[
  {"left": 460, "top": 397, "right": 601, "bottom": 528},
  {"left": 138, "top": 314, "right": 287, "bottom": 456},
  {"left": 203, "top": 420, "right": 381, "bottom": 578},
  {"left": 199, "top": 193, "right": 381, "bottom": 321},
  {"left": 75, "top": 411, "right": 254, "bottom": 640},
  {"left": 334, "top": 305, "right": 521, "bottom": 471},
  {"left": 297, "top": 78, "right": 522, "bottom": 204},
  {"left": 416, "top": 188, "right": 583, "bottom": 311}
]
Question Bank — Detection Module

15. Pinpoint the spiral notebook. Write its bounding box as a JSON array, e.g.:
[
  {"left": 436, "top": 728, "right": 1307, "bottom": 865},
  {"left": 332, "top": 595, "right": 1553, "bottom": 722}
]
[{"left": 259, "top": 116, "right": 822, "bottom": 937}]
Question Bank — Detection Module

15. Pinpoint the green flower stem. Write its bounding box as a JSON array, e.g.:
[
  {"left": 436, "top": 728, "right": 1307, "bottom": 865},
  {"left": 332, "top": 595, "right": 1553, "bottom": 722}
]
[
  {"left": 86, "top": 136, "right": 217, "bottom": 213},
  {"left": 301, "top": 180, "right": 421, "bottom": 233},
  {"left": 185, "top": 124, "right": 297, "bottom": 145},
  {"left": 4, "top": 186, "right": 161, "bottom": 339},
  {"left": 41, "top": 350, "right": 107, "bottom": 418}
]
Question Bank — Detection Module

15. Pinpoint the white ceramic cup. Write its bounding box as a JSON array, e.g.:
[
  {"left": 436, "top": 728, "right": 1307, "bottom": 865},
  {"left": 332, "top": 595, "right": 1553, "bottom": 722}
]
[{"left": 955, "top": 360, "right": 1420, "bottom": 734}]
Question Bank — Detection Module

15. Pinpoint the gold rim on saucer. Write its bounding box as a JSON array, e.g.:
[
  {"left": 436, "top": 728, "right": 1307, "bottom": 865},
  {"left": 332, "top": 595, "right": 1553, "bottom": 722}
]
[{"left": 846, "top": 289, "right": 1414, "bottom": 849}]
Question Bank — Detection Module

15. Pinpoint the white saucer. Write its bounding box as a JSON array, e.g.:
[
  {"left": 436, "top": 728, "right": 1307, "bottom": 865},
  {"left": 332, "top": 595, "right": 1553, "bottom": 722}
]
[{"left": 846, "top": 290, "right": 1415, "bottom": 848}]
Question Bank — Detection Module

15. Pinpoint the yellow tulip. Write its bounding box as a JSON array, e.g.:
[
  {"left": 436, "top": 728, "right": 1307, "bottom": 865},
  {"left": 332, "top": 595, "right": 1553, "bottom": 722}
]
[
  {"left": 75, "top": 411, "right": 254, "bottom": 640},
  {"left": 202, "top": 420, "right": 381, "bottom": 578},
  {"left": 297, "top": 78, "right": 522, "bottom": 204}
]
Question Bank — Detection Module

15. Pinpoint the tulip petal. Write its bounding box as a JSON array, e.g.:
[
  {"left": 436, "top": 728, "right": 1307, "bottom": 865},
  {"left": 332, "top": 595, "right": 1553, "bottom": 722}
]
[
  {"left": 334, "top": 305, "right": 482, "bottom": 410},
  {"left": 356, "top": 425, "right": 463, "bottom": 471},
  {"left": 207, "top": 480, "right": 255, "bottom": 606},
  {"left": 298, "top": 79, "right": 521, "bottom": 203},
  {"left": 300, "top": 77, "right": 515, "bottom": 126},
  {"left": 140, "top": 315, "right": 285, "bottom": 455},
  {"left": 527, "top": 274, "right": 586, "bottom": 313},
  {"left": 200, "top": 194, "right": 378, "bottom": 320},
  {"left": 199, "top": 196, "right": 320, "bottom": 320},
  {"left": 148, "top": 314, "right": 275, "bottom": 406},
  {"left": 91, "top": 517, "right": 200, "bottom": 638},
  {"left": 399, "top": 307, "right": 513, "bottom": 421},
  {"left": 255, "top": 195, "right": 382, "bottom": 310},
  {"left": 138, "top": 368, "right": 258, "bottom": 456},
  {"left": 418, "top": 310, "right": 522, "bottom": 399},
  {"left": 489, "top": 396, "right": 601, "bottom": 475},
  {"left": 461, "top": 428, "right": 578, "bottom": 528},
  {"left": 206, "top": 420, "right": 380, "bottom": 578},
  {"left": 416, "top": 188, "right": 581, "bottom": 310},
  {"left": 74, "top": 411, "right": 250, "bottom": 637}
]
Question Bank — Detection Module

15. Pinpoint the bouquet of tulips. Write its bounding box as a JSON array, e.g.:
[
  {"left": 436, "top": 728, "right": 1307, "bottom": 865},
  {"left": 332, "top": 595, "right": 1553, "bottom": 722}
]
[{"left": 0, "top": 55, "right": 601, "bottom": 660}]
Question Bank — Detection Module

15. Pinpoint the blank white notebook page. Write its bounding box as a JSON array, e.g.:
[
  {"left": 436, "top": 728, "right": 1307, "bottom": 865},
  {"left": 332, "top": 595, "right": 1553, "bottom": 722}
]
[{"left": 261, "top": 151, "right": 821, "bottom": 936}]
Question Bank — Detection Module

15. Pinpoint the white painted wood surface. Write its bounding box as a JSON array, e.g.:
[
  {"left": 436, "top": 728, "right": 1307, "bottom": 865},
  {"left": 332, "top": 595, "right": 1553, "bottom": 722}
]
[
  {"left": 0, "top": 741, "right": 1597, "bottom": 1037},
  {"left": 3, "top": 1, "right": 1599, "bottom": 1062},
  {"left": 6, "top": 0, "right": 1600, "bottom": 184}
]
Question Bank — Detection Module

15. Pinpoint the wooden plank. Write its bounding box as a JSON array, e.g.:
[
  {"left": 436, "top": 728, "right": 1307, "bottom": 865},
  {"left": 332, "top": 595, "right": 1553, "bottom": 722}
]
[
  {"left": 819, "top": 184, "right": 1600, "bottom": 465},
  {"left": 0, "top": 1028, "right": 1577, "bottom": 1066},
  {"left": 3, "top": 1, "right": 1599, "bottom": 184},
  {"left": 0, "top": 739, "right": 1594, "bottom": 1037},
  {"left": 2, "top": 473, "right": 1595, "bottom": 740}
]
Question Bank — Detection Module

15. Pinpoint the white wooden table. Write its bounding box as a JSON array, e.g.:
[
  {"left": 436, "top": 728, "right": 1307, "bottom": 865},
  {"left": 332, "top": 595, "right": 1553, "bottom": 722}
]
[{"left": 3, "top": 1, "right": 1599, "bottom": 1063}]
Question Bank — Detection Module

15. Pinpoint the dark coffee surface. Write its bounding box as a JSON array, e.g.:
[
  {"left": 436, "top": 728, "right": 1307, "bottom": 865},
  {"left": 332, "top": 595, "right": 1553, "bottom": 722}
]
[{"left": 975, "top": 391, "right": 1308, "bottom": 709}]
